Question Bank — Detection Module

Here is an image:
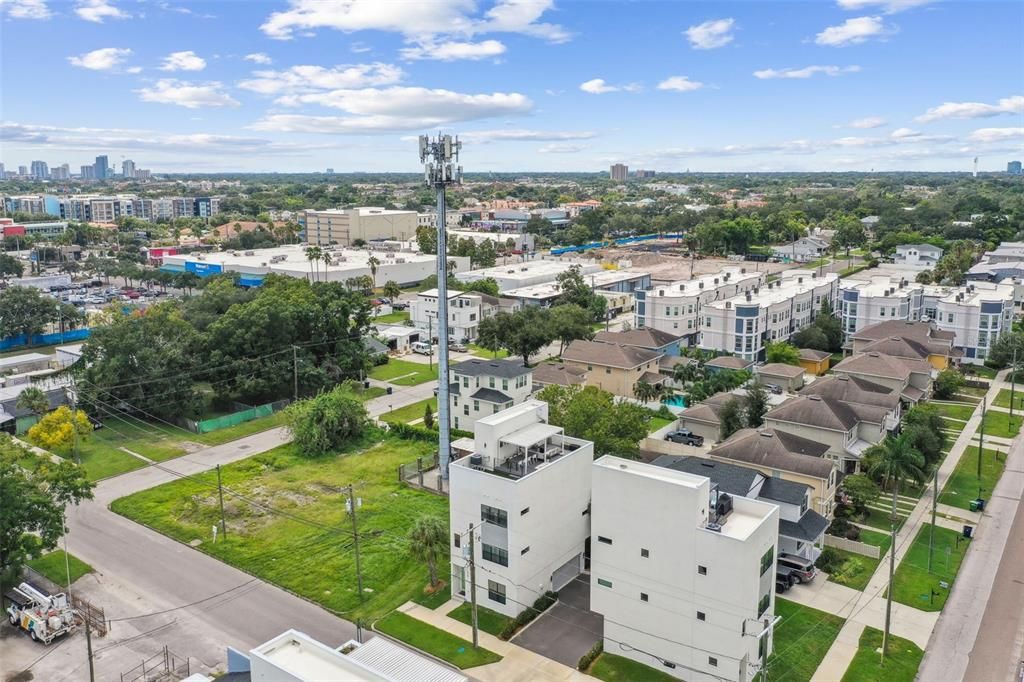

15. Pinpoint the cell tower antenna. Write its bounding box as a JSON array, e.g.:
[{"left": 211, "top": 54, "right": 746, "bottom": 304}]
[
  {"left": 418, "top": 133, "right": 463, "bottom": 480},
  {"left": 973, "top": 156, "right": 979, "bottom": 178}
]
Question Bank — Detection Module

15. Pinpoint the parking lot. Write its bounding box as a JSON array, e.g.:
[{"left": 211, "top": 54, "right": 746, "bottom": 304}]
[{"left": 512, "top": 573, "right": 603, "bottom": 668}]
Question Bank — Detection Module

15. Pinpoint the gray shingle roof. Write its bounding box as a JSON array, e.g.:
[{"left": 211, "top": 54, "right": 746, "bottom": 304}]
[
  {"left": 758, "top": 477, "right": 811, "bottom": 506},
  {"left": 711, "top": 428, "right": 835, "bottom": 479},
  {"left": 652, "top": 455, "right": 761, "bottom": 497},
  {"left": 706, "top": 356, "right": 754, "bottom": 370},
  {"left": 779, "top": 511, "right": 829, "bottom": 542},
  {"left": 757, "top": 363, "right": 806, "bottom": 378},
  {"left": 532, "top": 362, "right": 587, "bottom": 386},
  {"left": 798, "top": 375, "right": 900, "bottom": 410},
  {"left": 470, "top": 387, "right": 513, "bottom": 403},
  {"left": 452, "top": 358, "right": 532, "bottom": 379},
  {"left": 833, "top": 352, "right": 932, "bottom": 380},
  {"left": 798, "top": 348, "right": 832, "bottom": 362},
  {"left": 593, "top": 327, "right": 682, "bottom": 350}
]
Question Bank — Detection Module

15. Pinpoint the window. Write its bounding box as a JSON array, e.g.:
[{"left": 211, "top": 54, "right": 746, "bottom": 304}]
[
  {"left": 640, "top": 593, "right": 649, "bottom": 602},
  {"left": 487, "top": 580, "right": 506, "bottom": 604},
  {"left": 454, "top": 416, "right": 459, "bottom": 429},
  {"left": 697, "top": 611, "right": 706, "bottom": 621},
  {"left": 453, "top": 533, "right": 461, "bottom": 548},
  {"left": 709, "top": 657, "right": 718, "bottom": 667},
  {"left": 605, "top": 368, "right": 611, "bottom": 374},
  {"left": 481, "top": 505, "right": 508, "bottom": 528},
  {"left": 598, "top": 536, "right": 613, "bottom": 545},
  {"left": 502, "top": 379, "right": 508, "bottom": 391},
  {"left": 597, "top": 578, "right": 613, "bottom": 588},
  {"left": 463, "top": 405, "right": 469, "bottom": 416},
  {"left": 489, "top": 377, "right": 495, "bottom": 388},
  {"left": 698, "top": 565, "right": 707, "bottom": 575},
  {"left": 473, "top": 400, "right": 480, "bottom": 412},
  {"left": 521, "top": 546, "right": 530, "bottom": 555},
  {"left": 758, "top": 593, "right": 771, "bottom": 618},
  {"left": 482, "top": 544, "right": 509, "bottom": 566},
  {"left": 521, "top": 507, "right": 530, "bottom": 515},
  {"left": 760, "top": 547, "right": 774, "bottom": 575},
  {"left": 641, "top": 548, "right": 649, "bottom": 558}
]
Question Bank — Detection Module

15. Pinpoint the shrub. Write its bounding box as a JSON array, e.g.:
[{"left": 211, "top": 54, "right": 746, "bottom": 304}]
[
  {"left": 844, "top": 526, "right": 861, "bottom": 541},
  {"left": 815, "top": 547, "right": 843, "bottom": 574},
  {"left": 578, "top": 641, "right": 604, "bottom": 671},
  {"left": 497, "top": 591, "right": 558, "bottom": 641},
  {"left": 284, "top": 386, "right": 368, "bottom": 457},
  {"left": 827, "top": 515, "right": 851, "bottom": 536},
  {"left": 387, "top": 422, "right": 473, "bottom": 442}
]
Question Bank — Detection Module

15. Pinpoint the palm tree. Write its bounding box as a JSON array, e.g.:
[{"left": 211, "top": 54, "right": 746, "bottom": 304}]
[
  {"left": 322, "top": 252, "right": 333, "bottom": 280},
  {"left": 866, "top": 432, "right": 926, "bottom": 661},
  {"left": 16, "top": 386, "right": 50, "bottom": 419},
  {"left": 408, "top": 515, "right": 447, "bottom": 588},
  {"left": 305, "top": 246, "right": 322, "bottom": 283},
  {"left": 633, "top": 379, "right": 664, "bottom": 404},
  {"left": 367, "top": 255, "right": 381, "bottom": 291},
  {"left": 382, "top": 280, "right": 402, "bottom": 300}
]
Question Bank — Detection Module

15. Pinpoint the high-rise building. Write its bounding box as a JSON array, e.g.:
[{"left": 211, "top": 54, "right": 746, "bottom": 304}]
[
  {"left": 0, "top": 163, "right": 5, "bottom": 177},
  {"left": 80, "top": 165, "right": 95, "bottom": 180},
  {"left": 1009, "top": 160, "right": 1023, "bottom": 175},
  {"left": 94, "top": 155, "right": 109, "bottom": 180},
  {"left": 122, "top": 159, "right": 136, "bottom": 179},
  {"left": 136, "top": 169, "right": 151, "bottom": 180},
  {"left": 635, "top": 169, "right": 656, "bottom": 178},
  {"left": 609, "top": 163, "right": 628, "bottom": 182},
  {"left": 18, "top": 165, "right": 28, "bottom": 176},
  {"left": 30, "top": 160, "right": 49, "bottom": 179},
  {"left": 50, "top": 164, "right": 70, "bottom": 180}
]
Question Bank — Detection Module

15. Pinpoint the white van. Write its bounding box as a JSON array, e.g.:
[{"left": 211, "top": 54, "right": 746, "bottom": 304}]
[{"left": 411, "top": 341, "right": 434, "bottom": 355}]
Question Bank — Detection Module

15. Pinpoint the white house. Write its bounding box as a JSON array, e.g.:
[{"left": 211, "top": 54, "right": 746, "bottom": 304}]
[
  {"left": 771, "top": 236, "right": 829, "bottom": 263},
  {"left": 590, "top": 456, "right": 779, "bottom": 682},
  {"left": 410, "top": 289, "right": 497, "bottom": 342},
  {"left": 450, "top": 358, "right": 533, "bottom": 432},
  {"left": 449, "top": 400, "right": 594, "bottom": 618},
  {"left": 894, "top": 244, "right": 943, "bottom": 269}
]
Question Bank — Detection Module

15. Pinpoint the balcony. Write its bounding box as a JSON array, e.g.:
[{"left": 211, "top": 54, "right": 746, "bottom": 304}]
[{"left": 455, "top": 425, "right": 584, "bottom": 480}]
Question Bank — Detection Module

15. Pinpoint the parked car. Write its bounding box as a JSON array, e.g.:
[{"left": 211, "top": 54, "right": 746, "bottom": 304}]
[
  {"left": 391, "top": 301, "right": 409, "bottom": 311},
  {"left": 449, "top": 341, "right": 468, "bottom": 352},
  {"left": 775, "top": 571, "right": 793, "bottom": 594},
  {"left": 777, "top": 553, "right": 817, "bottom": 583},
  {"left": 665, "top": 429, "right": 704, "bottom": 447},
  {"left": 411, "top": 341, "right": 434, "bottom": 355},
  {"left": 764, "top": 383, "right": 783, "bottom": 395}
]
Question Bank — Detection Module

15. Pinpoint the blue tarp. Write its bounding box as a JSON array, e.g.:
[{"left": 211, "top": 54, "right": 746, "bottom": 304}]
[{"left": 0, "top": 327, "right": 91, "bottom": 351}]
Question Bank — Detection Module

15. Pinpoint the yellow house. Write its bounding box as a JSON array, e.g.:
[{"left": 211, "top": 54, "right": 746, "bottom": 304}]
[
  {"left": 797, "top": 348, "right": 832, "bottom": 376},
  {"left": 562, "top": 339, "right": 663, "bottom": 399}
]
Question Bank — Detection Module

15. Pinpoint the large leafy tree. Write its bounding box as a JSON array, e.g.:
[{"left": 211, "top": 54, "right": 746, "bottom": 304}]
[
  {"left": 479, "top": 307, "right": 554, "bottom": 365},
  {"left": 537, "top": 384, "right": 649, "bottom": 457},
  {"left": 284, "top": 385, "right": 368, "bottom": 457},
  {"left": 555, "top": 265, "right": 607, "bottom": 323},
  {"left": 718, "top": 397, "right": 745, "bottom": 441},
  {"left": 26, "top": 407, "right": 92, "bottom": 456},
  {"left": 744, "top": 382, "right": 770, "bottom": 428},
  {"left": 765, "top": 341, "right": 800, "bottom": 365},
  {"left": 549, "top": 303, "right": 594, "bottom": 355},
  {"left": 0, "top": 286, "right": 59, "bottom": 340}
]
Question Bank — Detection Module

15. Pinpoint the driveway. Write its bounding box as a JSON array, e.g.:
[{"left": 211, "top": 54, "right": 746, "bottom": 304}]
[{"left": 513, "top": 574, "right": 603, "bottom": 668}]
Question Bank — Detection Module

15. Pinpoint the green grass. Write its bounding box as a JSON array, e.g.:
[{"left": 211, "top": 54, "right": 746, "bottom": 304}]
[
  {"left": 412, "top": 584, "right": 451, "bottom": 610},
  {"left": 467, "top": 343, "right": 509, "bottom": 359},
  {"left": 968, "top": 365, "right": 998, "bottom": 379},
  {"left": 374, "top": 311, "right": 410, "bottom": 324},
  {"left": 112, "top": 436, "right": 449, "bottom": 622},
  {"left": 841, "top": 626, "right": 923, "bottom": 682},
  {"left": 938, "top": 448, "right": 1004, "bottom": 510},
  {"left": 26, "top": 550, "right": 93, "bottom": 586},
  {"left": 447, "top": 602, "right": 513, "bottom": 637},
  {"left": 763, "top": 598, "right": 845, "bottom": 682},
  {"left": 589, "top": 653, "right": 680, "bottom": 682},
  {"left": 64, "top": 444, "right": 147, "bottom": 481},
  {"left": 890, "top": 525, "right": 970, "bottom": 611},
  {"left": 375, "top": 611, "right": 501, "bottom": 669},
  {"left": 957, "top": 386, "right": 989, "bottom": 398},
  {"left": 191, "top": 411, "right": 289, "bottom": 446},
  {"left": 993, "top": 389, "right": 1024, "bottom": 411},
  {"left": 933, "top": 402, "right": 977, "bottom": 422},
  {"left": 647, "top": 415, "right": 675, "bottom": 434},
  {"left": 825, "top": 529, "right": 891, "bottom": 592},
  {"left": 981, "top": 409, "right": 1023, "bottom": 438},
  {"left": 381, "top": 397, "right": 438, "bottom": 425},
  {"left": 859, "top": 507, "right": 906, "bottom": 531},
  {"left": 369, "top": 359, "right": 439, "bottom": 386}
]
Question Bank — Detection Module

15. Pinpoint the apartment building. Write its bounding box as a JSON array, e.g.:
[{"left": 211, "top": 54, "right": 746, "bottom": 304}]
[
  {"left": 53, "top": 194, "right": 222, "bottom": 223},
  {"left": 634, "top": 268, "right": 766, "bottom": 346},
  {"left": 562, "top": 339, "right": 663, "bottom": 398},
  {"left": 449, "top": 358, "right": 533, "bottom": 432},
  {"left": 449, "top": 400, "right": 594, "bottom": 617},
  {"left": 590, "top": 456, "right": 778, "bottom": 682},
  {"left": 411, "top": 289, "right": 497, "bottom": 343},
  {"left": 700, "top": 271, "right": 840, "bottom": 361},
  {"left": 303, "top": 207, "right": 417, "bottom": 246}
]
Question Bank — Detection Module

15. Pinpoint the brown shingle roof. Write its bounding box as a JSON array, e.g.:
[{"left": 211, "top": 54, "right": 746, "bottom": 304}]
[
  {"left": 798, "top": 348, "right": 832, "bottom": 362},
  {"left": 593, "top": 327, "right": 682, "bottom": 350},
  {"left": 532, "top": 362, "right": 587, "bottom": 387},
  {"left": 851, "top": 320, "right": 955, "bottom": 356},
  {"left": 677, "top": 391, "right": 740, "bottom": 426},
  {"left": 859, "top": 336, "right": 932, "bottom": 361},
  {"left": 765, "top": 395, "right": 859, "bottom": 431},
  {"left": 710, "top": 428, "right": 834, "bottom": 479},
  {"left": 706, "top": 356, "right": 754, "bottom": 370},
  {"left": 833, "top": 352, "right": 932, "bottom": 380},
  {"left": 756, "top": 363, "right": 806, "bottom": 379},
  {"left": 799, "top": 375, "right": 900, "bottom": 410},
  {"left": 563, "top": 339, "right": 662, "bottom": 369}
]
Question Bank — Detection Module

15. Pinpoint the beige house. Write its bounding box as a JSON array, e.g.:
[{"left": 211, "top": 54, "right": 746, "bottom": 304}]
[
  {"left": 675, "top": 391, "right": 742, "bottom": 444},
  {"left": 531, "top": 362, "right": 588, "bottom": 390},
  {"left": 562, "top": 340, "right": 663, "bottom": 399},
  {"left": 755, "top": 363, "right": 806, "bottom": 392},
  {"left": 832, "top": 351, "right": 934, "bottom": 404},
  {"left": 799, "top": 375, "right": 902, "bottom": 428},
  {"left": 849, "top": 320, "right": 960, "bottom": 370}
]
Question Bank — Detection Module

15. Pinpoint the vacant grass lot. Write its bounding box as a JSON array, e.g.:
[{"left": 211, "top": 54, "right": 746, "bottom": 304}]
[
  {"left": 26, "top": 550, "right": 93, "bottom": 586},
  {"left": 381, "top": 397, "right": 438, "bottom": 425},
  {"left": 827, "top": 529, "right": 891, "bottom": 591},
  {"left": 369, "top": 358, "right": 439, "bottom": 385},
  {"left": 373, "top": 311, "right": 410, "bottom": 324},
  {"left": 939, "top": 448, "right": 1004, "bottom": 510},
  {"left": 933, "top": 402, "right": 977, "bottom": 422},
  {"left": 375, "top": 611, "right": 501, "bottom": 669},
  {"left": 981, "top": 410, "right": 1023, "bottom": 438},
  {"left": 993, "top": 389, "right": 1024, "bottom": 411},
  {"left": 589, "top": 653, "right": 680, "bottom": 682},
  {"left": 447, "top": 601, "right": 512, "bottom": 637},
  {"left": 112, "top": 436, "right": 448, "bottom": 622},
  {"left": 842, "top": 626, "right": 923, "bottom": 682},
  {"left": 468, "top": 343, "right": 509, "bottom": 359},
  {"left": 763, "top": 598, "right": 845, "bottom": 682},
  {"left": 890, "top": 525, "right": 970, "bottom": 611}
]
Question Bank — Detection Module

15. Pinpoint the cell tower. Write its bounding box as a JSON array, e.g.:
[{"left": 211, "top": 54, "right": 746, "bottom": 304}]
[
  {"left": 419, "top": 133, "right": 462, "bottom": 480},
  {"left": 973, "top": 156, "right": 979, "bottom": 178}
]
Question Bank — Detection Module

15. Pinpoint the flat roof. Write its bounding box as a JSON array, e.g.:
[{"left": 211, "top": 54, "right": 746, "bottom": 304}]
[
  {"left": 646, "top": 267, "right": 762, "bottom": 297},
  {"left": 0, "top": 353, "right": 52, "bottom": 368},
  {"left": 504, "top": 269, "right": 650, "bottom": 300},
  {"left": 164, "top": 245, "right": 436, "bottom": 271},
  {"left": 707, "top": 271, "right": 837, "bottom": 309},
  {"left": 455, "top": 259, "right": 600, "bottom": 283},
  {"left": 252, "top": 631, "right": 388, "bottom": 681}
]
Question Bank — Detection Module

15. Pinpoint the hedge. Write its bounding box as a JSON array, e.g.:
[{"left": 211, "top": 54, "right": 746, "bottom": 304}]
[
  {"left": 498, "top": 591, "right": 558, "bottom": 641},
  {"left": 578, "top": 641, "right": 604, "bottom": 670},
  {"left": 387, "top": 421, "right": 473, "bottom": 442}
]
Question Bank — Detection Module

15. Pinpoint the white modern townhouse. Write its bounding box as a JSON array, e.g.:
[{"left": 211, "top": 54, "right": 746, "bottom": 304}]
[
  {"left": 894, "top": 243, "right": 943, "bottom": 269},
  {"left": 590, "top": 456, "right": 779, "bottom": 682},
  {"left": 449, "top": 358, "right": 533, "bottom": 433},
  {"left": 449, "top": 400, "right": 594, "bottom": 618},
  {"left": 699, "top": 271, "right": 839, "bottom": 362},
  {"left": 410, "top": 289, "right": 498, "bottom": 343}
]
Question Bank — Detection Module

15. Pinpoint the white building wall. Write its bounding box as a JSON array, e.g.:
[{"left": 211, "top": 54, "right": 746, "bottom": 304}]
[
  {"left": 450, "top": 370, "right": 533, "bottom": 433},
  {"left": 411, "top": 291, "right": 490, "bottom": 341}
]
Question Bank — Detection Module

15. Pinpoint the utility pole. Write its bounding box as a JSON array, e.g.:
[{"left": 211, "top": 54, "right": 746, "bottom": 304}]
[
  {"left": 419, "top": 134, "right": 462, "bottom": 481},
  {"left": 978, "top": 395, "right": 987, "bottom": 484},
  {"left": 216, "top": 464, "right": 227, "bottom": 539},
  {"left": 428, "top": 315, "right": 433, "bottom": 372},
  {"left": 292, "top": 345, "right": 299, "bottom": 402},
  {"left": 85, "top": 617, "right": 95, "bottom": 682},
  {"left": 928, "top": 465, "right": 938, "bottom": 573},
  {"left": 882, "top": 504, "right": 896, "bottom": 661},
  {"left": 466, "top": 523, "right": 479, "bottom": 649},
  {"left": 346, "top": 485, "right": 364, "bottom": 602},
  {"left": 1011, "top": 347, "right": 1018, "bottom": 420}
]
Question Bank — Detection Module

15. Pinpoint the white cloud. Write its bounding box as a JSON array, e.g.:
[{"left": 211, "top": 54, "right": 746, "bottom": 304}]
[
  {"left": 75, "top": 0, "right": 129, "bottom": 23},
  {"left": 159, "top": 51, "right": 206, "bottom": 72},
  {"left": 538, "top": 143, "right": 586, "bottom": 153},
  {"left": 459, "top": 129, "right": 595, "bottom": 143},
  {"left": 656, "top": 76, "right": 704, "bottom": 92},
  {"left": 967, "top": 127, "right": 1024, "bottom": 144},
  {"left": 916, "top": 95, "right": 1024, "bottom": 122},
  {"left": 845, "top": 116, "right": 887, "bottom": 128},
  {"left": 244, "top": 53, "right": 273, "bottom": 65},
  {"left": 136, "top": 79, "right": 240, "bottom": 108},
  {"left": 478, "top": 0, "right": 571, "bottom": 42},
  {"left": 251, "top": 86, "right": 532, "bottom": 133},
  {"left": 815, "top": 16, "right": 889, "bottom": 46},
  {"left": 685, "top": 18, "right": 735, "bottom": 50},
  {"left": 400, "top": 39, "right": 506, "bottom": 61},
  {"left": 753, "top": 65, "right": 861, "bottom": 79},
  {"left": 579, "top": 78, "right": 641, "bottom": 94},
  {"left": 890, "top": 127, "right": 921, "bottom": 138},
  {"left": 350, "top": 42, "right": 372, "bottom": 53},
  {"left": 238, "top": 63, "right": 404, "bottom": 95},
  {"left": 0, "top": 0, "right": 52, "bottom": 19},
  {"left": 67, "top": 47, "right": 133, "bottom": 71},
  {"left": 836, "top": 0, "right": 933, "bottom": 13}
]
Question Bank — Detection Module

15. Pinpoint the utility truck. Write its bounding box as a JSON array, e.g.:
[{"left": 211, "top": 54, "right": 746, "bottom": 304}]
[{"left": 4, "top": 582, "right": 77, "bottom": 644}]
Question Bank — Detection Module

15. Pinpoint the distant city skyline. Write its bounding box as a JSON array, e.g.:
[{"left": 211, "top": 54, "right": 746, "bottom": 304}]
[{"left": 1, "top": 0, "right": 1021, "bottom": 173}]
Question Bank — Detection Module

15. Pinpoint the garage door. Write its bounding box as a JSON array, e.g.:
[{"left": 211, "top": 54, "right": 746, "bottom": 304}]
[{"left": 551, "top": 553, "right": 581, "bottom": 591}]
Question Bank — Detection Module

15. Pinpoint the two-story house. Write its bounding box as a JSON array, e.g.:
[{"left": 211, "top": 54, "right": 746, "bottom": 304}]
[
  {"left": 449, "top": 358, "right": 534, "bottom": 432},
  {"left": 848, "top": 320, "right": 960, "bottom": 370},
  {"left": 676, "top": 391, "right": 746, "bottom": 444},
  {"left": 894, "top": 243, "right": 943, "bottom": 269},
  {"left": 562, "top": 339, "right": 664, "bottom": 399},
  {"left": 831, "top": 351, "right": 934, "bottom": 405},
  {"left": 593, "top": 327, "right": 684, "bottom": 357},
  {"left": 410, "top": 288, "right": 498, "bottom": 343}
]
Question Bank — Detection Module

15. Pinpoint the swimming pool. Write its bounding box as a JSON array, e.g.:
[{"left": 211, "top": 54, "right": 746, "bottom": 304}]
[{"left": 661, "top": 395, "right": 687, "bottom": 408}]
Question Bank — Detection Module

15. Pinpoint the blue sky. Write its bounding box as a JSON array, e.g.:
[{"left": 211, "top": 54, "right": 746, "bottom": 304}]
[{"left": 1, "top": 0, "right": 1021, "bottom": 173}]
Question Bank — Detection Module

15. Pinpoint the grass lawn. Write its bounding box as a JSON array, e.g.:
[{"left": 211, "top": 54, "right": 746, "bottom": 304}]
[
  {"left": 375, "top": 611, "right": 501, "bottom": 669},
  {"left": 841, "top": 626, "right": 923, "bottom": 682},
  {"left": 447, "top": 601, "right": 513, "bottom": 637},
  {"left": 981, "top": 409, "right": 1023, "bottom": 438},
  {"left": 373, "top": 311, "right": 410, "bottom": 324},
  {"left": 890, "top": 525, "right": 970, "bottom": 611},
  {"left": 369, "top": 359, "right": 439, "bottom": 386},
  {"left": 588, "top": 653, "right": 680, "bottom": 682},
  {"left": 826, "top": 548, "right": 880, "bottom": 591},
  {"left": 65, "top": 443, "right": 147, "bottom": 481},
  {"left": 647, "top": 415, "right": 675, "bottom": 434},
  {"left": 939, "top": 448, "right": 1004, "bottom": 509},
  {"left": 26, "top": 550, "right": 93, "bottom": 586},
  {"left": 191, "top": 411, "right": 289, "bottom": 446},
  {"left": 859, "top": 507, "right": 906, "bottom": 532},
  {"left": 993, "top": 389, "right": 1024, "bottom": 411},
  {"left": 957, "top": 386, "right": 989, "bottom": 399},
  {"left": 763, "top": 598, "right": 845, "bottom": 682},
  {"left": 412, "top": 583, "right": 451, "bottom": 610},
  {"left": 468, "top": 343, "right": 509, "bottom": 359},
  {"left": 112, "top": 436, "right": 449, "bottom": 622},
  {"left": 968, "top": 365, "right": 998, "bottom": 379},
  {"left": 933, "top": 403, "right": 977, "bottom": 422},
  {"left": 381, "top": 397, "right": 438, "bottom": 425}
]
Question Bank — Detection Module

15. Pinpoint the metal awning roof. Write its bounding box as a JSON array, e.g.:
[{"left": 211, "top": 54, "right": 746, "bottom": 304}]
[
  {"left": 500, "top": 422, "right": 563, "bottom": 448},
  {"left": 346, "top": 637, "right": 467, "bottom": 682}
]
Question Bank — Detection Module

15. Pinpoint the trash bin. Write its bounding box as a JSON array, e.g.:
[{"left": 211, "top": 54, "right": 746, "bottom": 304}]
[
  {"left": 976, "top": 498, "right": 986, "bottom": 511},
  {"left": 963, "top": 525, "right": 974, "bottom": 539},
  {"left": 386, "top": 386, "right": 393, "bottom": 395},
  {"left": 969, "top": 500, "right": 979, "bottom": 512},
  {"left": 364, "top": 380, "right": 370, "bottom": 389}
]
